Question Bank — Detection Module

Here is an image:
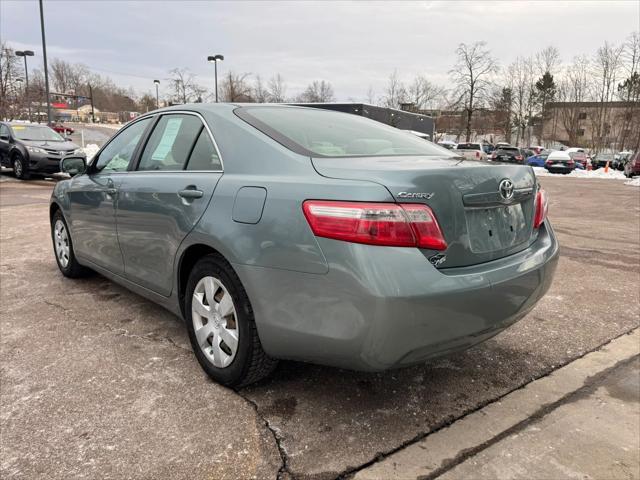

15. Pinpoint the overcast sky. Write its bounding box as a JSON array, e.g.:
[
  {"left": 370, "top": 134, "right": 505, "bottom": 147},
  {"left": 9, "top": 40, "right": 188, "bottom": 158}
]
[{"left": 2, "top": 0, "right": 638, "bottom": 101}]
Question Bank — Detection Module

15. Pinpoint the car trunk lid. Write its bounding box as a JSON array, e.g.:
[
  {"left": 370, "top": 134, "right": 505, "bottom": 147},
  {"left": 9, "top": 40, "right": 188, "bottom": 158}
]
[{"left": 311, "top": 155, "right": 538, "bottom": 268}]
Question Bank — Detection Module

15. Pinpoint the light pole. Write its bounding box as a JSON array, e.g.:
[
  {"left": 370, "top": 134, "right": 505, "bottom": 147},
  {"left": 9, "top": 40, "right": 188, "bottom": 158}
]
[
  {"left": 207, "top": 54, "right": 224, "bottom": 102},
  {"left": 38, "top": 0, "right": 52, "bottom": 125},
  {"left": 153, "top": 80, "right": 160, "bottom": 109},
  {"left": 15, "top": 50, "right": 34, "bottom": 122}
]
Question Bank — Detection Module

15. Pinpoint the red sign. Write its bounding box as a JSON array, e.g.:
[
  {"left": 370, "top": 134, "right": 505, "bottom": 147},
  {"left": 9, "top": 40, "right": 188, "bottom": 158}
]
[{"left": 51, "top": 102, "right": 67, "bottom": 109}]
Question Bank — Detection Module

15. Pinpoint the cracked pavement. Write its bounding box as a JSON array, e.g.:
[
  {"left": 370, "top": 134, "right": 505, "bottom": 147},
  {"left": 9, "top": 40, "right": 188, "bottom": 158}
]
[{"left": 1, "top": 174, "right": 638, "bottom": 479}]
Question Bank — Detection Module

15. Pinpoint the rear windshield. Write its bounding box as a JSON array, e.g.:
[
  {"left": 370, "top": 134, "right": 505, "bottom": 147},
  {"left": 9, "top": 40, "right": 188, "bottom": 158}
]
[
  {"left": 496, "top": 147, "right": 519, "bottom": 153},
  {"left": 236, "top": 106, "right": 453, "bottom": 158},
  {"left": 456, "top": 143, "right": 481, "bottom": 150}
]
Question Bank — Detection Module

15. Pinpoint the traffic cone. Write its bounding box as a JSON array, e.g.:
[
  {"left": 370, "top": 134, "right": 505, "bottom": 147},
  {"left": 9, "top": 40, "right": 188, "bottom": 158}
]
[{"left": 605, "top": 161, "right": 609, "bottom": 173}]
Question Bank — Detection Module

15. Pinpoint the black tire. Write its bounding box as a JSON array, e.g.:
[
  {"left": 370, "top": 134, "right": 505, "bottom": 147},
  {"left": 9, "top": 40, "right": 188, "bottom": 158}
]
[
  {"left": 185, "top": 254, "right": 277, "bottom": 387},
  {"left": 51, "top": 210, "right": 88, "bottom": 278},
  {"left": 12, "top": 153, "right": 30, "bottom": 180}
]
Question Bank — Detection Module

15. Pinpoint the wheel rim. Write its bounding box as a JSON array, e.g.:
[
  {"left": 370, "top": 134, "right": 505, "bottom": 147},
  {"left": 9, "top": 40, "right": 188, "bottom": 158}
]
[
  {"left": 53, "top": 220, "right": 70, "bottom": 268},
  {"left": 192, "top": 276, "right": 239, "bottom": 368},
  {"left": 14, "top": 158, "right": 22, "bottom": 177}
]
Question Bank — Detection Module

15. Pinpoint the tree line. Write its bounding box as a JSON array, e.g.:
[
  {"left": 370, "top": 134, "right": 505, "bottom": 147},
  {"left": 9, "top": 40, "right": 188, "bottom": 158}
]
[{"left": 2, "top": 31, "right": 638, "bottom": 150}]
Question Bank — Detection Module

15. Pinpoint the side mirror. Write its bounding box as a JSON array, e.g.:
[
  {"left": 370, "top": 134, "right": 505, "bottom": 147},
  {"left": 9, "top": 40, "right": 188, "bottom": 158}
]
[{"left": 60, "top": 156, "right": 86, "bottom": 176}]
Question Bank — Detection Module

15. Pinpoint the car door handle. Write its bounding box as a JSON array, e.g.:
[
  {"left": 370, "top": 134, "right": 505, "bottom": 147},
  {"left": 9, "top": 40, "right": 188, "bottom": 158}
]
[{"left": 178, "top": 188, "right": 203, "bottom": 199}]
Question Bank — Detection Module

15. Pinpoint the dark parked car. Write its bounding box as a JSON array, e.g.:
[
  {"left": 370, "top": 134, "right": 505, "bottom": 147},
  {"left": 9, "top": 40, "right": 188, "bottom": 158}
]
[
  {"left": 545, "top": 151, "right": 576, "bottom": 173},
  {"left": 0, "top": 122, "right": 85, "bottom": 179},
  {"left": 50, "top": 104, "right": 558, "bottom": 387},
  {"left": 592, "top": 152, "right": 616, "bottom": 170},
  {"left": 624, "top": 151, "right": 640, "bottom": 178},
  {"left": 490, "top": 146, "right": 524, "bottom": 164},
  {"left": 50, "top": 122, "right": 74, "bottom": 135}
]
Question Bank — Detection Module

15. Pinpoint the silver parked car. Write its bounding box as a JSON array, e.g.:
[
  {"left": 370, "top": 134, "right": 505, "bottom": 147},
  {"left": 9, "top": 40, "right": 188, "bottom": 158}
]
[{"left": 50, "top": 104, "right": 558, "bottom": 386}]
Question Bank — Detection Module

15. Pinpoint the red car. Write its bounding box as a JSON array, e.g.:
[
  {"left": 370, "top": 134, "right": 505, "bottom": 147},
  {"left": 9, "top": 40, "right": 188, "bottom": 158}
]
[
  {"left": 568, "top": 151, "right": 588, "bottom": 168},
  {"left": 49, "top": 123, "right": 74, "bottom": 135},
  {"left": 624, "top": 151, "right": 640, "bottom": 178}
]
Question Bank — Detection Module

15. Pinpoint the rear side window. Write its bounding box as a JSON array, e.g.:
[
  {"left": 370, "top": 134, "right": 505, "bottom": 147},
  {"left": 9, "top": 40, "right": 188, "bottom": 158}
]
[
  {"left": 236, "top": 106, "right": 452, "bottom": 158},
  {"left": 185, "top": 129, "right": 222, "bottom": 171},
  {"left": 138, "top": 114, "right": 202, "bottom": 171}
]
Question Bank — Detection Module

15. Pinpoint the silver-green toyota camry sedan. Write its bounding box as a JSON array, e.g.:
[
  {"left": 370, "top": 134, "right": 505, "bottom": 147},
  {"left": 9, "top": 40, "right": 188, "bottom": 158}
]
[{"left": 50, "top": 104, "right": 558, "bottom": 387}]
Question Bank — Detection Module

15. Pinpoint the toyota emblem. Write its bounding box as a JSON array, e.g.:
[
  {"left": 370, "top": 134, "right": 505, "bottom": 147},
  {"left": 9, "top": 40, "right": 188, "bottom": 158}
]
[{"left": 499, "top": 179, "right": 514, "bottom": 200}]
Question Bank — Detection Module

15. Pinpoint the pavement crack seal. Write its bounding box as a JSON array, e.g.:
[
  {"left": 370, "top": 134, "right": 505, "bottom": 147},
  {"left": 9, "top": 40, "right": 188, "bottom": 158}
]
[
  {"left": 239, "top": 392, "right": 291, "bottom": 480},
  {"left": 336, "top": 327, "right": 640, "bottom": 480},
  {"left": 417, "top": 354, "right": 639, "bottom": 480}
]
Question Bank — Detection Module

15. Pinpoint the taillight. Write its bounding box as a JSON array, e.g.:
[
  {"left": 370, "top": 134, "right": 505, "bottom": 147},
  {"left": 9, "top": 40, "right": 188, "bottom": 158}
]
[
  {"left": 475, "top": 151, "right": 480, "bottom": 159},
  {"left": 490, "top": 152, "right": 497, "bottom": 159},
  {"left": 533, "top": 189, "right": 548, "bottom": 229},
  {"left": 515, "top": 155, "right": 523, "bottom": 161},
  {"left": 302, "top": 201, "right": 447, "bottom": 250},
  {"left": 567, "top": 160, "right": 575, "bottom": 165}
]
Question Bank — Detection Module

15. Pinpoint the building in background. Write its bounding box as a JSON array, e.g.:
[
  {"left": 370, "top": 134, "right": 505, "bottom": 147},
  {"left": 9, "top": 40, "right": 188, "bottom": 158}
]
[{"left": 543, "top": 101, "right": 640, "bottom": 152}]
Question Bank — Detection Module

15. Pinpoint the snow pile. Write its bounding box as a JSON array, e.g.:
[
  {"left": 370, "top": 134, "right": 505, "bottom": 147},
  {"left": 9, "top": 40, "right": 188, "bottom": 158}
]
[
  {"left": 625, "top": 177, "right": 640, "bottom": 187},
  {"left": 567, "top": 168, "right": 626, "bottom": 180},
  {"left": 532, "top": 166, "right": 627, "bottom": 180},
  {"left": 81, "top": 143, "right": 100, "bottom": 160}
]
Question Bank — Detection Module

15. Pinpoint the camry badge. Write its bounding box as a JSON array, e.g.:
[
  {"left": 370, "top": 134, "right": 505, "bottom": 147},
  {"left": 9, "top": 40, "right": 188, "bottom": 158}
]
[{"left": 397, "top": 192, "right": 435, "bottom": 199}]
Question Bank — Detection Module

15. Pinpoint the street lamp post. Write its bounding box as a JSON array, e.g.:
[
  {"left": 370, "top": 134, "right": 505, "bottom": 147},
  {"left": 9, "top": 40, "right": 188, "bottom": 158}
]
[
  {"left": 38, "top": 0, "right": 52, "bottom": 125},
  {"left": 153, "top": 80, "right": 160, "bottom": 109},
  {"left": 207, "top": 54, "right": 224, "bottom": 102},
  {"left": 15, "top": 50, "right": 34, "bottom": 122}
]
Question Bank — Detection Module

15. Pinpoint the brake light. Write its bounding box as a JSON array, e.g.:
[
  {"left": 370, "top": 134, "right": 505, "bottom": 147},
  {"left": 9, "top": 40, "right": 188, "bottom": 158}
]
[
  {"left": 515, "top": 155, "right": 523, "bottom": 161},
  {"left": 533, "top": 189, "right": 548, "bottom": 229},
  {"left": 490, "top": 152, "right": 497, "bottom": 159},
  {"left": 475, "top": 151, "right": 480, "bottom": 159},
  {"left": 567, "top": 160, "right": 575, "bottom": 165},
  {"left": 302, "top": 201, "right": 447, "bottom": 250}
]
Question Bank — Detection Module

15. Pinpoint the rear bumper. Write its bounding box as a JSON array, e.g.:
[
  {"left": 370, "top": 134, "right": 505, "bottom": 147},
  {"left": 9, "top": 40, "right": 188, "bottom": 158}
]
[
  {"left": 234, "top": 222, "right": 559, "bottom": 371},
  {"left": 545, "top": 165, "right": 573, "bottom": 173}
]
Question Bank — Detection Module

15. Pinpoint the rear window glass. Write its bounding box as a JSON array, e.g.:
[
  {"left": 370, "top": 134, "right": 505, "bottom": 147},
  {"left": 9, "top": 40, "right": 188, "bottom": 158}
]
[
  {"left": 236, "top": 106, "right": 453, "bottom": 158},
  {"left": 456, "top": 143, "right": 481, "bottom": 150},
  {"left": 497, "top": 147, "right": 519, "bottom": 152}
]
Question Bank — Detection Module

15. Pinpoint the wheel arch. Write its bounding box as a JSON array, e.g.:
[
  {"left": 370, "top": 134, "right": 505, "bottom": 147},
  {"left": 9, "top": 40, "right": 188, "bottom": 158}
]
[
  {"left": 177, "top": 243, "right": 229, "bottom": 318},
  {"left": 49, "top": 201, "right": 62, "bottom": 222}
]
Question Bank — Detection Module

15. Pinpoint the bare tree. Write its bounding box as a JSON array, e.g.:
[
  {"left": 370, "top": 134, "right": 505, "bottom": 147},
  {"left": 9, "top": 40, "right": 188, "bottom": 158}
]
[
  {"left": 535, "top": 46, "right": 560, "bottom": 76},
  {"left": 220, "top": 71, "right": 253, "bottom": 102},
  {"left": 297, "top": 80, "right": 334, "bottom": 103},
  {"left": 0, "top": 42, "right": 22, "bottom": 120},
  {"left": 253, "top": 74, "right": 268, "bottom": 103},
  {"left": 381, "top": 70, "right": 407, "bottom": 109},
  {"left": 616, "top": 31, "right": 640, "bottom": 150},
  {"left": 407, "top": 75, "right": 446, "bottom": 110},
  {"left": 449, "top": 41, "right": 498, "bottom": 141},
  {"left": 557, "top": 55, "right": 591, "bottom": 146},
  {"left": 588, "top": 41, "right": 624, "bottom": 151},
  {"left": 365, "top": 85, "right": 376, "bottom": 105},
  {"left": 167, "top": 68, "right": 207, "bottom": 104},
  {"left": 267, "top": 74, "right": 287, "bottom": 102}
]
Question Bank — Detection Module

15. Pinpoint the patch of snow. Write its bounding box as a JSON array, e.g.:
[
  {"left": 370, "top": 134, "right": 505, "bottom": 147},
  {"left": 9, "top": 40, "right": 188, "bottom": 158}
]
[
  {"left": 532, "top": 166, "right": 627, "bottom": 180},
  {"left": 625, "top": 177, "right": 640, "bottom": 187},
  {"left": 81, "top": 143, "right": 100, "bottom": 160}
]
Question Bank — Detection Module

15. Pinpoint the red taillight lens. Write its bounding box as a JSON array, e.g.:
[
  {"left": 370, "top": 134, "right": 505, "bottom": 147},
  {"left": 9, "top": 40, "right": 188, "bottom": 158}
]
[
  {"left": 516, "top": 155, "right": 523, "bottom": 161},
  {"left": 302, "top": 201, "right": 447, "bottom": 250},
  {"left": 475, "top": 151, "right": 480, "bottom": 159},
  {"left": 490, "top": 153, "right": 497, "bottom": 159},
  {"left": 533, "top": 189, "right": 548, "bottom": 229}
]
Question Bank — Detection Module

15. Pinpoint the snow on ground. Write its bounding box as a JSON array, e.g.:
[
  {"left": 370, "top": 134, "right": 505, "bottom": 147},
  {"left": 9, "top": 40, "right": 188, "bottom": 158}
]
[
  {"left": 532, "top": 166, "right": 627, "bottom": 180},
  {"left": 624, "top": 177, "right": 640, "bottom": 187},
  {"left": 80, "top": 143, "right": 100, "bottom": 160}
]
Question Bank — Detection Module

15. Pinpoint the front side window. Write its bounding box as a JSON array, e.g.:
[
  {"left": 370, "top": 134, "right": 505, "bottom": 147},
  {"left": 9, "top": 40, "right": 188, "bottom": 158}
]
[
  {"left": 0, "top": 124, "right": 9, "bottom": 140},
  {"left": 237, "top": 106, "right": 453, "bottom": 158},
  {"left": 95, "top": 118, "right": 152, "bottom": 173},
  {"left": 138, "top": 114, "right": 202, "bottom": 171}
]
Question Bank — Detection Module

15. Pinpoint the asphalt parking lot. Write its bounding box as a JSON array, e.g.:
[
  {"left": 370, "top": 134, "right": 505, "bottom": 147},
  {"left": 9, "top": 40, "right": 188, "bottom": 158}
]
[{"left": 1, "top": 173, "right": 639, "bottom": 479}]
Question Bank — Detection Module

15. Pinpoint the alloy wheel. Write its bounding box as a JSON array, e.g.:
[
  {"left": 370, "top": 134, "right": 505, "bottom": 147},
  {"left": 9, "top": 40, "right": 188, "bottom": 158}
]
[
  {"left": 192, "top": 276, "right": 239, "bottom": 368},
  {"left": 13, "top": 158, "right": 23, "bottom": 178},
  {"left": 54, "top": 219, "right": 70, "bottom": 268}
]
